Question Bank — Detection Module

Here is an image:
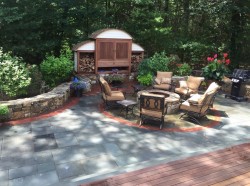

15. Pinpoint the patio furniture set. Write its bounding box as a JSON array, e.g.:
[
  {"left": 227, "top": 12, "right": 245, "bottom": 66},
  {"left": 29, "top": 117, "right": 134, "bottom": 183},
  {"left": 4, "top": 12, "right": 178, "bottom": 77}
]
[{"left": 98, "top": 71, "right": 221, "bottom": 129}]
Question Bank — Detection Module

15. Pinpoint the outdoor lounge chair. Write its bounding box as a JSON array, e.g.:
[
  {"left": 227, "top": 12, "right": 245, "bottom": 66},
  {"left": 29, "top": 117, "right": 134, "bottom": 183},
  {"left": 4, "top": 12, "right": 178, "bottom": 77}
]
[
  {"left": 153, "top": 71, "right": 173, "bottom": 91},
  {"left": 98, "top": 76, "right": 125, "bottom": 109},
  {"left": 175, "top": 76, "right": 204, "bottom": 99},
  {"left": 179, "top": 82, "right": 220, "bottom": 124},
  {"left": 139, "top": 92, "right": 166, "bottom": 129}
]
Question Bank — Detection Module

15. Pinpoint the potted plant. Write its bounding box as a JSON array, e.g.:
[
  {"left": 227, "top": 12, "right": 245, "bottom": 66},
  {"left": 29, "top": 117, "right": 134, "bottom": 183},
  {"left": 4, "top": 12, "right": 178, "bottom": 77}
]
[
  {"left": 105, "top": 69, "right": 125, "bottom": 86},
  {"left": 70, "top": 77, "right": 88, "bottom": 97},
  {"left": 202, "top": 53, "right": 230, "bottom": 85}
]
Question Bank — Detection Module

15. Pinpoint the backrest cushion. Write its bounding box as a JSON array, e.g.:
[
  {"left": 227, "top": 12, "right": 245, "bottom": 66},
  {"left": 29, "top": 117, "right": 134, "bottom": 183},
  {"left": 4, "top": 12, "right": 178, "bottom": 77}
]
[
  {"left": 198, "top": 82, "right": 220, "bottom": 105},
  {"left": 99, "top": 77, "right": 112, "bottom": 96},
  {"left": 157, "top": 71, "right": 173, "bottom": 79},
  {"left": 204, "top": 82, "right": 220, "bottom": 95},
  {"left": 187, "top": 76, "right": 203, "bottom": 90}
]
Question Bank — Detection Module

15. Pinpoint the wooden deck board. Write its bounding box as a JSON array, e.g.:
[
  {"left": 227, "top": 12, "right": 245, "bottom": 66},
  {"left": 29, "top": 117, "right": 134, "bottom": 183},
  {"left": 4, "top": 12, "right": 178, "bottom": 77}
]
[{"left": 81, "top": 143, "right": 250, "bottom": 186}]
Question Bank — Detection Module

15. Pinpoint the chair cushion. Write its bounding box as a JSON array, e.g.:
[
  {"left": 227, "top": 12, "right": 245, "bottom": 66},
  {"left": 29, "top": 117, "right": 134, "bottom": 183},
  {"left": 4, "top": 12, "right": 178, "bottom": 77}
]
[
  {"left": 157, "top": 71, "right": 173, "bottom": 79},
  {"left": 102, "top": 91, "right": 125, "bottom": 101},
  {"left": 155, "top": 78, "right": 161, "bottom": 85},
  {"left": 205, "top": 82, "right": 220, "bottom": 95},
  {"left": 187, "top": 76, "right": 203, "bottom": 91},
  {"left": 197, "top": 82, "right": 220, "bottom": 105},
  {"left": 161, "top": 78, "right": 171, "bottom": 84},
  {"left": 179, "top": 81, "right": 188, "bottom": 88},
  {"left": 180, "top": 100, "right": 208, "bottom": 115},
  {"left": 153, "top": 84, "right": 171, "bottom": 90},
  {"left": 141, "top": 109, "right": 162, "bottom": 118},
  {"left": 102, "top": 81, "right": 112, "bottom": 96},
  {"left": 188, "top": 94, "right": 202, "bottom": 104},
  {"left": 175, "top": 87, "right": 188, "bottom": 95}
]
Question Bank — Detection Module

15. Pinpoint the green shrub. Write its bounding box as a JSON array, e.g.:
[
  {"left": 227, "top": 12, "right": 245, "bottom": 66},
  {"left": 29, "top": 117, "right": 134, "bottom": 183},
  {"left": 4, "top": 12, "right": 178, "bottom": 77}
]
[
  {"left": 181, "top": 42, "right": 215, "bottom": 67},
  {"left": 40, "top": 48, "right": 73, "bottom": 88},
  {"left": 176, "top": 63, "right": 193, "bottom": 76},
  {"left": 26, "top": 65, "right": 43, "bottom": 96},
  {"left": 0, "top": 48, "right": 31, "bottom": 98},
  {"left": 0, "top": 105, "right": 9, "bottom": 115},
  {"left": 137, "top": 74, "right": 153, "bottom": 86},
  {"left": 138, "top": 52, "right": 171, "bottom": 76}
]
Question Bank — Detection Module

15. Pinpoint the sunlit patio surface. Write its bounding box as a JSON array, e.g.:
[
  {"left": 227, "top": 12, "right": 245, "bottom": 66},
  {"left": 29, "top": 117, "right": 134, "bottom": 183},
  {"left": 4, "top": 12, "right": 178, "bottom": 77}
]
[{"left": 0, "top": 84, "right": 249, "bottom": 186}]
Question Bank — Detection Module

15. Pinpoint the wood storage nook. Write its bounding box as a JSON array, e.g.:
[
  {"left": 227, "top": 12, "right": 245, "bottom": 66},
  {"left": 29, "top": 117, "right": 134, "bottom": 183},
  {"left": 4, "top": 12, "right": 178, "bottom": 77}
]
[{"left": 72, "top": 29, "right": 144, "bottom": 74}]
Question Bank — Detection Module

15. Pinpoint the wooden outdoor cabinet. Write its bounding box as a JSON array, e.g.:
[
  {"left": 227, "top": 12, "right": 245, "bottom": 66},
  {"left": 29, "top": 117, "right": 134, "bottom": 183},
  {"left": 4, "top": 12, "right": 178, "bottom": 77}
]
[
  {"left": 95, "top": 39, "right": 132, "bottom": 74},
  {"left": 72, "top": 29, "right": 144, "bottom": 74}
]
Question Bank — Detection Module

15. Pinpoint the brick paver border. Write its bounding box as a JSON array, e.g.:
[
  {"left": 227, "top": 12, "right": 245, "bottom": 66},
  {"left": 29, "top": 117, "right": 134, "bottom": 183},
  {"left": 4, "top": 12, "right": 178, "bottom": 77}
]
[{"left": 81, "top": 143, "right": 250, "bottom": 186}]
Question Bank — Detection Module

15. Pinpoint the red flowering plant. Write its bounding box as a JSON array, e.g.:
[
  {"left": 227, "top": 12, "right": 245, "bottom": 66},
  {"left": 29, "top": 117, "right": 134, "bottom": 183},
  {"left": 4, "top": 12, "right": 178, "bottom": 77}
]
[{"left": 202, "top": 53, "right": 230, "bottom": 81}]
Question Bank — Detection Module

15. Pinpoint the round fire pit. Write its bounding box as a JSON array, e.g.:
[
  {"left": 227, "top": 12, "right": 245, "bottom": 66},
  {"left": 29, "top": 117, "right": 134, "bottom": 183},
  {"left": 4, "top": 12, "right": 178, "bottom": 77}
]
[{"left": 137, "top": 89, "right": 180, "bottom": 114}]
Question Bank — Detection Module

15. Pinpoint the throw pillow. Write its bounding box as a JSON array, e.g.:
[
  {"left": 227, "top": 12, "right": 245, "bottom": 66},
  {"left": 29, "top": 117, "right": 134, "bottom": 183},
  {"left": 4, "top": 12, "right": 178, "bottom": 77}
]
[
  {"left": 161, "top": 78, "right": 171, "bottom": 84},
  {"left": 179, "top": 80, "right": 188, "bottom": 88},
  {"left": 155, "top": 78, "right": 161, "bottom": 85},
  {"left": 188, "top": 94, "right": 201, "bottom": 104}
]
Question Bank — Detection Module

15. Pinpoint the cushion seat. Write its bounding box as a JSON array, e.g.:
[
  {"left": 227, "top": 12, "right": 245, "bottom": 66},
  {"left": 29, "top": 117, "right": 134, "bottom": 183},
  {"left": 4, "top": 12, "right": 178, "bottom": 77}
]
[
  {"left": 102, "top": 91, "right": 125, "bottom": 101},
  {"left": 153, "top": 84, "right": 171, "bottom": 90}
]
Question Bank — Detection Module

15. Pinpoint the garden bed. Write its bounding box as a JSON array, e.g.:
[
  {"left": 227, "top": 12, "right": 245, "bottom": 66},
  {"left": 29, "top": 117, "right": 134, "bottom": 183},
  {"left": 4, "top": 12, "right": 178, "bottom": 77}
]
[{"left": 0, "top": 83, "right": 71, "bottom": 122}]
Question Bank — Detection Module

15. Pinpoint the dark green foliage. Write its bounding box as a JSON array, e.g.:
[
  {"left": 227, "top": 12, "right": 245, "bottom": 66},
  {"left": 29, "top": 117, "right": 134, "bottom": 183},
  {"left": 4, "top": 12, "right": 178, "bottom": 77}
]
[
  {"left": 138, "top": 52, "right": 171, "bottom": 77},
  {"left": 0, "top": 105, "right": 9, "bottom": 116},
  {"left": 176, "top": 63, "right": 193, "bottom": 76},
  {"left": 137, "top": 74, "right": 153, "bottom": 86},
  {"left": 202, "top": 62, "right": 229, "bottom": 81},
  {"left": 0, "top": 0, "right": 249, "bottom": 68},
  {"left": 40, "top": 47, "right": 73, "bottom": 88},
  {"left": 26, "top": 65, "right": 43, "bottom": 97},
  {"left": 181, "top": 42, "right": 215, "bottom": 68}
]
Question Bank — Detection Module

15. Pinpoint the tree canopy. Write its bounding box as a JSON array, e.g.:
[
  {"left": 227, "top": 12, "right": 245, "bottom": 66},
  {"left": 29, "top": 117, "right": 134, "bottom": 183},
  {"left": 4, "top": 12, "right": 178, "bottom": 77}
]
[{"left": 0, "top": 0, "right": 249, "bottom": 69}]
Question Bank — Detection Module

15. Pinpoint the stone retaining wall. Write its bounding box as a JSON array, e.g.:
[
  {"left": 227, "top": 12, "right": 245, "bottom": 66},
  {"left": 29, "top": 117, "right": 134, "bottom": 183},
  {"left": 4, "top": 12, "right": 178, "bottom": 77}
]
[{"left": 0, "top": 83, "right": 71, "bottom": 122}]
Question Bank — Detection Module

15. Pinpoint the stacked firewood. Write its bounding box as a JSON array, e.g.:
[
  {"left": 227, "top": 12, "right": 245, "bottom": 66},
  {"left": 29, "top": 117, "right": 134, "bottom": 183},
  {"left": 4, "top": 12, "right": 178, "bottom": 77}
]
[
  {"left": 131, "top": 53, "right": 143, "bottom": 72},
  {"left": 79, "top": 53, "right": 95, "bottom": 73}
]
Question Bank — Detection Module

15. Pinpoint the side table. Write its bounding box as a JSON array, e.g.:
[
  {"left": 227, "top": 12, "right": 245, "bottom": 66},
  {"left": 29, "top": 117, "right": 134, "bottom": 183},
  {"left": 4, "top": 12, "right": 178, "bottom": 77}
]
[
  {"left": 131, "top": 84, "right": 147, "bottom": 96},
  {"left": 117, "top": 100, "right": 137, "bottom": 118}
]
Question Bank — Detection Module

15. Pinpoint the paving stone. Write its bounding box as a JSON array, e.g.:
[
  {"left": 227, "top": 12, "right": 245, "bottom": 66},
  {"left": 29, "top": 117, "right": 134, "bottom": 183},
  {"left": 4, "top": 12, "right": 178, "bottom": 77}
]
[
  {"left": 52, "top": 146, "right": 86, "bottom": 164},
  {"left": 112, "top": 153, "right": 146, "bottom": 167},
  {"left": 103, "top": 143, "right": 124, "bottom": 157},
  {"left": 33, "top": 134, "right": 58, "bottom": 152},
  {"left": 54, "top": 132, "right": 75, "bottom": 139},
  {"left": 55, "top": 136, "right": 78, "bottom": 148},
  {"left": 56, "top": 160, "right": 86, "bottom": 180},
  {"left": 81, "top": 145, "right": 107, "bottom": 157},
  {"left": 31, "top": 126, "right": 53, "bottom": 136},
  {"left": 0, "top": 170, "right": 8, "bottom": 186},
  {"left": 9, "top": 171, "right": 59, "bottom": 186},
  {"left": 82, "top": 154, "right": 118, "bottom": 175},
  {"left": 76, "top": 134, "right": 105, "bottom": 146},
  {"left": 9, "top": 165, "right": 37, "bottom": 179},
  {"left": 31, "top": 120, "right": 51, "bottom": 129},
  {"left": 37, "top": 162, "right": 55, "bottom": 173}
]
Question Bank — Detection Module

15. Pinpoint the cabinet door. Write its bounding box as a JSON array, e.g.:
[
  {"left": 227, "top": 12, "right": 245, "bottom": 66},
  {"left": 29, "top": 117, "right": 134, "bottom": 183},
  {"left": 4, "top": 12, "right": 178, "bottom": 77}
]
[{"left": 99, "top": 41, "right": 114, "bottom": 61}]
